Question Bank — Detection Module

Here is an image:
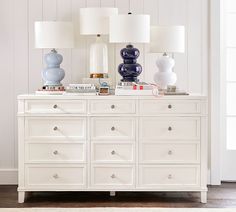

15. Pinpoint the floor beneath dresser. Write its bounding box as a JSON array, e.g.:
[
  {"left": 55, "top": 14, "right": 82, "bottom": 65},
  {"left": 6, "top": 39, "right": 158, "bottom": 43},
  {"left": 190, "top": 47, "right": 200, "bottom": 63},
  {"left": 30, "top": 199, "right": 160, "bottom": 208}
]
[{"left": 0, "top": 183, "right": 236, "bottom": 208}]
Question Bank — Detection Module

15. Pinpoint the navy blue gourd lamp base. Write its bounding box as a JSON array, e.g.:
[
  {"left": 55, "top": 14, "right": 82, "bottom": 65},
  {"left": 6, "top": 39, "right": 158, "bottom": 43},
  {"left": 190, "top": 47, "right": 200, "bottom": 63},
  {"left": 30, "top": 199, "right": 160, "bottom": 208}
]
[
  {"left": 118, "top": 44, "right": 142, "bottom": 82},
  {"left": 109, "top": 13, "right": 150, "bottom": 83}
]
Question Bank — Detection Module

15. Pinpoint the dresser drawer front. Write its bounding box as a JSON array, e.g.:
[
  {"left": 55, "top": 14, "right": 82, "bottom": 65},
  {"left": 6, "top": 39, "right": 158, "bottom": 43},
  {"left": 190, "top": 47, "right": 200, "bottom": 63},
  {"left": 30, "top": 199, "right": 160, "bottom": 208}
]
[
  {"left": 91, "top": 117, "right": 135, "bottom": 141},
  {"left": 140, "top": 143, "right": 199, "bottom": 163},
  {"left": 139, "top": 100, "right": 200, "bottom": 114},
  {"left": 140, "top": 117, "right": 200, "bottom": 141},
  {"left": 139, "top": 165, "right": 200, "bottom": 188},
  {"left": 91, "top": 166, "right": 134, "bottom": 188},
  {"left": 25, "top": 165, "right": 86, "bottom": 188},
  {"left": 90, "top": 100, "right": 135, "bottom": 114},
  {"left": 26, "top": 143, "right": 85, "bottom": 163},
  {"left": 25, "top": 117, "right": 86, "bottom": 141},
  {"left": 25, "top": 100, "right": 87, "bottom": 114},
  {"left": 92, "top": 143, "right": 134, "bottom": 163}
]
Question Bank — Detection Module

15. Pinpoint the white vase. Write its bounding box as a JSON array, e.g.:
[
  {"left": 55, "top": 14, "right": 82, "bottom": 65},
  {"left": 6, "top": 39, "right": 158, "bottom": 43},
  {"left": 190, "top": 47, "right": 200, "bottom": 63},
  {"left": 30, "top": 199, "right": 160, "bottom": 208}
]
[{"left": 153, "top": 54, "right": 177, "bottom": 89}]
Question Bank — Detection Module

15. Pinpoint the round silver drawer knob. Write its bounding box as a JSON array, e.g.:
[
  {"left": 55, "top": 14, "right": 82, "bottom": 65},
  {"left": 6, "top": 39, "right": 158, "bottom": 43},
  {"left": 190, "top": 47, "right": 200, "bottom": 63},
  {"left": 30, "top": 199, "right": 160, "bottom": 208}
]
[
  {"left": 168, "top": 126, "right": 172, "bottom": 131},
  {"left": 111, "top": 150, "right": 116, "bottom": 155},
  {"left": 111, "top": 105, "right": 115, "bottom": 109},
  {"left": 53, "top": 150, "right": 58, "bottom": 155},
  {"left": 111, "top": 127, "right": 115, "bottom": 131},
  {"left": 168, "top": 104, "right": 172, "bottom": 109},
  {"left": 53, "top": 174, "right": 59, "bottom": 179},
  {"left": 168, "top": 174, "right": 172, "bottom": 179},
  {"left": 53, "top": 104, "right": 58, "bottom": 109},
  {"left": 168, "top": 150, "right": 173, "bottom": 155},
  {"left": 53, "top": 126, "right": 58, "bottom": 131},
  {"left": 111, "top": 174, "right": 116, "bottom": 179}
]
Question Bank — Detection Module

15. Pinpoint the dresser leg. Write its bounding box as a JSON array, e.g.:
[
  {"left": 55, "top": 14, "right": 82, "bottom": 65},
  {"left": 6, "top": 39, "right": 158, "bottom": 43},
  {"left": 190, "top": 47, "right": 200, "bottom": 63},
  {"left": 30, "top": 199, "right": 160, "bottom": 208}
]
[
  {"left": 110, "top": 191, "right": 116, "bottom": 196},
  {"left": 200, "top": 191, "right": 207, "bottom": 203},
  {"left": 18, "top": 191, "right": 25, "bottom": 203}
]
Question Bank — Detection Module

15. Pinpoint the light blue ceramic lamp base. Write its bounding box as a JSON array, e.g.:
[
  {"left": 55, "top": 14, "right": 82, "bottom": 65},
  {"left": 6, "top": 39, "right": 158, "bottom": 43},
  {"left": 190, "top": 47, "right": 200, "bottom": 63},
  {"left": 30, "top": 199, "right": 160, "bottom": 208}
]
[{"left": 42, "top": 49, "right": 65, "bottom": 86}]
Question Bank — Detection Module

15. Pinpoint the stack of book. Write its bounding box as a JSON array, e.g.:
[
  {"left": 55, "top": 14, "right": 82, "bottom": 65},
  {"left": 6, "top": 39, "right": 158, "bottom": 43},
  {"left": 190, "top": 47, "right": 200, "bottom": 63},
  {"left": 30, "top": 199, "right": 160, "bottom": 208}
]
[{"left": 65, "top": 84, "right": 97, "bottom": 95}]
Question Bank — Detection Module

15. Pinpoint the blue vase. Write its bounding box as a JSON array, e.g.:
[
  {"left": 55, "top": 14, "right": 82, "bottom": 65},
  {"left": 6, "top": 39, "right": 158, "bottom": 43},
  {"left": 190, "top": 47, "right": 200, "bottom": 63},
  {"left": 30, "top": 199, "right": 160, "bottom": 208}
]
[{"left": 118, "top": 44, "right": 142, "bottom": 82}]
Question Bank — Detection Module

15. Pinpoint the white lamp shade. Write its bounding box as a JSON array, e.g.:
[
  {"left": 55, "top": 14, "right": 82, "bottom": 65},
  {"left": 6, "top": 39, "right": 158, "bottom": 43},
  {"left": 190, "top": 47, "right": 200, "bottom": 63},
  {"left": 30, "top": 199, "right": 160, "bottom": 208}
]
[
  {"left": 109, "top": 14, "right": 150, "bottom": 43},
  {"left": 80, "top": 8, "right": 118, "bottom": 35},
  {"left": 35, "top": 21, "right": 74, "bottom": 49},
  {"left": 150, "top": 26, "right": 185, "bottom": 53}
]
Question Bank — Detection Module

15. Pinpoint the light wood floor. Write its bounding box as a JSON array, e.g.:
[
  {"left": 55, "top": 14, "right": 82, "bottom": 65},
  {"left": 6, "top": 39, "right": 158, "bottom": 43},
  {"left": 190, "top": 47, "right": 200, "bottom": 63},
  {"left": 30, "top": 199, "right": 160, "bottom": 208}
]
[{"left": 0, "top": 183, "right": 236, "bottom": 208}]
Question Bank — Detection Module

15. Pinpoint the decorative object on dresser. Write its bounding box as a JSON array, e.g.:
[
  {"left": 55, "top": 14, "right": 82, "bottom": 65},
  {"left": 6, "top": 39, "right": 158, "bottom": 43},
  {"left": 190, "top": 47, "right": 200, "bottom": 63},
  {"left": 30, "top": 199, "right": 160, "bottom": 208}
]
[
  {"left": 109, "top": 13, "right": 150, "bottom": 82},
  {"left": 80, "top": 8, "right": 118, "bottom": 78},
  {"left": 17, "top": 94, "right": 208, "bottom": 204},
  {"left": 35, "top": 21, "right": 74, "bottom": 88},
  {"left": 149, "top": 26, "right": 185, "bottom": 89}
]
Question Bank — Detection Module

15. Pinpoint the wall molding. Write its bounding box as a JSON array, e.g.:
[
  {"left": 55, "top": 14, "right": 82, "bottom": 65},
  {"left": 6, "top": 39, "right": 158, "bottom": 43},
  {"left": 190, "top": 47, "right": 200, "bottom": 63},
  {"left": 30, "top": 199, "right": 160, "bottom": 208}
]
[{"left": 0, "top": 169, "right": 17, "bottom": 185}]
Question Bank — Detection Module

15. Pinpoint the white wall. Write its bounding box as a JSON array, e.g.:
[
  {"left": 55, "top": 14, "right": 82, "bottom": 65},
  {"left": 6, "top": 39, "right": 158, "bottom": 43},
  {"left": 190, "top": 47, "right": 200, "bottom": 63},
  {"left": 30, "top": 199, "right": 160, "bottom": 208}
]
[{"left": 0, "top": 0, "right": 209, "bottom": 184}]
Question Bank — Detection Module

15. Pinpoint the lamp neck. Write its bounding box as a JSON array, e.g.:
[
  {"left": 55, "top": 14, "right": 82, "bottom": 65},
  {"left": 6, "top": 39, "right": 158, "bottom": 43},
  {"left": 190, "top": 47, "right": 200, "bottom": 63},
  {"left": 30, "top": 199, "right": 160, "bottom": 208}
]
[{"left": 51, "top": 48, "right": 57, "bottom": 54}]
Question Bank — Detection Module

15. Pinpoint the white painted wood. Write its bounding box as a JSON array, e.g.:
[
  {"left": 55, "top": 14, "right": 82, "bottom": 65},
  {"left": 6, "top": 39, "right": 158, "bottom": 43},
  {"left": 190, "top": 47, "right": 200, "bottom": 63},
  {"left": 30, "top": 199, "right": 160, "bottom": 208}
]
[
  {"left": 25, "top": 165, "right": 86, "bottom": 188},
  {"left": 18, "top": 191, "right": 25, "bottom": 204},
  {"left": 139, "top": 100, "right": 201, "bottom": 114},
  {"left": 25, "top": 100, "right": 87, "bottom": 114},
  {"left": 18, "top": 95, "right": 207, "bottom": 203},
  {"left": 0, "top": 0, "right": 209, "bottom": 187},
  {"left": 139, "top": 165, "right": 200, "bottom": 188},
  {"left": 91, "top": 165, "right": 135, "bottom": 188},
  {"left": 25, "top": 117, "right": 86, "bottom": 141},
  {"left": 89, "top": 100, "right": 136, "bottom": 114},
  {"left": 91, "top": 117, "right": 136, "bottom": 141},
  {"left": 91, "top": 143, "right": 134, "bottom": 163},
  {"left": 140, "top": 143, "right": 200, "bottom": 164},
  {"left": 26, "top": 143, "right": 86, "bottom": 163},
  {"left": 139, "top": 117, "right": 200, "bottom": 141}
]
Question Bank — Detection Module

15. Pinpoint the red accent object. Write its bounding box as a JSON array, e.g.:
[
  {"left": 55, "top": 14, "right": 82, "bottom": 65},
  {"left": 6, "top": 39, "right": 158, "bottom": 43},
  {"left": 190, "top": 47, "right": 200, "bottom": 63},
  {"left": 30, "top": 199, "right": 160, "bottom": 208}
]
[
  {"left": 140, "top": 85, "right": 143, "bottom": 90},
  {"left": 133, "top": 85, "right": 137, "bottom": 90}
]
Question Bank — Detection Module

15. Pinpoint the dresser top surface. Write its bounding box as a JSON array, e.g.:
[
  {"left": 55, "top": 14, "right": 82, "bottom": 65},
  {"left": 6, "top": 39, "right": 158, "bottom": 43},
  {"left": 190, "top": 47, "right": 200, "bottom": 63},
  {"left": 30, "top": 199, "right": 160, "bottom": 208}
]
[{"left": 18, "top": 94, "right": 207, "bottom": 100}]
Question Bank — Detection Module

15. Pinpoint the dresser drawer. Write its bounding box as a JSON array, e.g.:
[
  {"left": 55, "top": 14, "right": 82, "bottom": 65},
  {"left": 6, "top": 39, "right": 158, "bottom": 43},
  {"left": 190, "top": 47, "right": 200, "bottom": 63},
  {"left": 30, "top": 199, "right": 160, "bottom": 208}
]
[
  {"left": 25, "top": 100, "right": 87, "bottom": 114},
  {"left": 25, "top": 117, "right": 86, "bottom": 141},
  {"left": 90, "top": 100, "right": 135, "bottom": 114},
  {"left": 25, "top": 165, "right": 86, "bottom": 188},
  {"left": 91, "top": 143, "right": 134, "bottom": 163},
  {"left": 140, "top": 143, "right": 199, "bottom": 163},
  {"left": 139, "top": 165, "right": 200, "bottom": 188},
  {"left": 91, "top": 166, "right": 134, "bottom": 188},
  {"left": 139, "top": 100, "right": 200, "bottom": 115},
  {"left": 139, "top": 117, "right": 200, "bottom": 141},
  {"left": 91, "top": 117, "right": 135, "bottom": 141},
  {"left": 26, "top": 143, "right": 85, "bottom": 163}
]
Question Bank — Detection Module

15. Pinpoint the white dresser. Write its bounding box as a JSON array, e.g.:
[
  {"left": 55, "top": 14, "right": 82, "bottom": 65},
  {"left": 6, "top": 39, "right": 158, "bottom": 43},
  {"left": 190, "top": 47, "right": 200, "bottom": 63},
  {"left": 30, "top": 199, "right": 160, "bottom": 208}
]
[{"left": 17, "top": 94, "right": 208, "bottom": 203}]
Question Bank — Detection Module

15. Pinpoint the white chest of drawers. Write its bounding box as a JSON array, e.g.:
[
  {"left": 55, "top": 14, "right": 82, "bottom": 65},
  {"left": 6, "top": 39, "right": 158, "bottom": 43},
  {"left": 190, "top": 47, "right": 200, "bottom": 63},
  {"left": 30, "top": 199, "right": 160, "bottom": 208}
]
[{"left": 17, "top": 94, "right": 208, "bottom": 203}]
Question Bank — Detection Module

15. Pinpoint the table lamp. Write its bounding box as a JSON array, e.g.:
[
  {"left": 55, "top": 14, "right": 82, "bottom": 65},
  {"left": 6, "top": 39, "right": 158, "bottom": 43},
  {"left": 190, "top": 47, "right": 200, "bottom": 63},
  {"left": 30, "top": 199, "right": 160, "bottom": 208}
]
[
  {"left": 80, "top": 8, "right": 118, "bottom": 78},
  {"left": 149, "top": 26, "right": 185, "bottom": 89},
  {"left": 35, "top": 21, "right": 74, "bottom": 87},
  {"left": 109, "top": 13, "right": 150, "bottom": 82}
]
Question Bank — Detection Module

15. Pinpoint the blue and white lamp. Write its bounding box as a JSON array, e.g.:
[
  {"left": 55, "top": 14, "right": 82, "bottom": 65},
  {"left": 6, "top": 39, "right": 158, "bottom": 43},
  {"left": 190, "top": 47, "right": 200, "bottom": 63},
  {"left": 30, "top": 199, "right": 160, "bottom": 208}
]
[
  {"left": 109, "top": 14, "right": 150, "bottom": 82},
  {"left": 35, "top": 21, "right": 74, "bottom": 86}
]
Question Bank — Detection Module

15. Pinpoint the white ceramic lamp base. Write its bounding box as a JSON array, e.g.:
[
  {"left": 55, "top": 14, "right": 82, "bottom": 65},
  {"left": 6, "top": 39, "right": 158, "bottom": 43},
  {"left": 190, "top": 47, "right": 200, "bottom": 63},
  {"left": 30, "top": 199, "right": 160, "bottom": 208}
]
[
  {"left": 153, "top": 54, "right": 177, "bottom": 89},
  {"left": 90, "top": 36, "right": 108, "bottom": 78}
]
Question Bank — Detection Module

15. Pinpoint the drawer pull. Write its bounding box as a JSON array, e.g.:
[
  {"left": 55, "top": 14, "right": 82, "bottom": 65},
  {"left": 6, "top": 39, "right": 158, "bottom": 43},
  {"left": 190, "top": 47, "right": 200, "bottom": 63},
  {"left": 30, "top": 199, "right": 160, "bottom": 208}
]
[
  {"left": 53, "top": 150, "right": 59, "bottom": 155},
  {"left": 168, "top": 150, "right": 173, "bottom": 155},
  {"left": 168, "top": 126, "right": 172, "bottom": 131},
  {"left": 168, "top": 174, "right": 172, "bottom": 179},
  {"left": 111, "top": 150, "right": 116, "bottom": 155},
  {"left": 53, "top": 126, "right": 58, "bottom": 131},
  {"left": 111, "top": 174, "right": 116, "bottom": 179},
  {"left": 111, "top": 126, "right": 115, "bottom": 131},
  {"left": 111, "top": 105, "right": 115, "bottom": 109},
  {"left": 53, "top": 104, "right": 58, "bottom": 109},
  {"left": 53, "top": 174, "right": 59, "bottom": 179},
  {"left": 168, "top": 104, "right": 172, "bottom": 109}
]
